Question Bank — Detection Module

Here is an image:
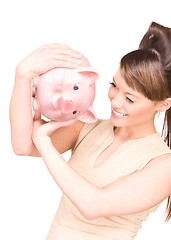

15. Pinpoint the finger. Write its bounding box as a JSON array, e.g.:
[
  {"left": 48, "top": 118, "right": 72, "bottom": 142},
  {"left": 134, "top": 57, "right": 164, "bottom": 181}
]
[
  {"left": 58, "top": 49, "right": 82, "bottom": 59},
  {"left": 49, "top": 49, "right": 82, "bottom": 59},
  {"left": 52, "top": 54, "right": 82, "bottom": 65},
  {"left": 52, "top": 54, "right": 82, "bottom": 63},
  {"left": 44, "top": 119, "right": 77, "bottom": 136},
  {"left": 50, "top": 60, "right": 80, "bottom": 69},
  {"left": 34, "top": 111, "right": 41, "bottom": 120},
  {"left": 41, "top": 43, "right": 72, "bottom": 50}
]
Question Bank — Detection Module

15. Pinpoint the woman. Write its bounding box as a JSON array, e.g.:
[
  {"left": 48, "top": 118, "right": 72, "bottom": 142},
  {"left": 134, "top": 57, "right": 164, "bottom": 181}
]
[{"left": 10, "top": 22, "right": 171, "bottom": 239}]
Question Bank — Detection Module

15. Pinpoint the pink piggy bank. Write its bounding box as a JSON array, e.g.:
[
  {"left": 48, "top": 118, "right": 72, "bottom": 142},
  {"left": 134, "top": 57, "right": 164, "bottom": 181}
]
[{"left": 32, "top": 54, "right": 99, "bottom": 123}]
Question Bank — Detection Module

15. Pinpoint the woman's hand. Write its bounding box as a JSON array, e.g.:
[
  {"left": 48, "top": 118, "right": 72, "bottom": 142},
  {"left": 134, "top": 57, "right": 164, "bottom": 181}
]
[
  {"left": 16, "top": 43, "right": 82, "bottom": 80},
  {"left": 10, "top": 43, "right": 81, "bottom": 156},
  {"left": 32, "top": 112, "right": 76, "bottom": 152}
]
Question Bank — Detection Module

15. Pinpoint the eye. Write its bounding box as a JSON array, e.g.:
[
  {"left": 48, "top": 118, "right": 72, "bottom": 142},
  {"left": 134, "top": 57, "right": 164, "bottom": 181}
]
[
  {"left": 73, "top": 110, "right": 80, "bottom": 115},
  {"left": 109, "top": 82, "right": 116, "bottom": 87},
  {"left": 126, "top": 97, "right": 134, "bottom": 103},
  {"left": 73, "top": 83, "right": 80, "bottom": 91}
]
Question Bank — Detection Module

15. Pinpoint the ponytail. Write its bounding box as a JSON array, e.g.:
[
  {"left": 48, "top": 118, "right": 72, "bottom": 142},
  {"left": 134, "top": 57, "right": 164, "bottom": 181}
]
[
  {"left": 139, "top": 22, "right": 171, "bottom": 222},
  {"left": 163, "top": 108, "right": 171, "bottom": 222}
]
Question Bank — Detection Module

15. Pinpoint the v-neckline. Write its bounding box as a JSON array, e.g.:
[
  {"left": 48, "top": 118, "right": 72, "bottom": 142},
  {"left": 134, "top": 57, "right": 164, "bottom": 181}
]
[{"left": 92, "top": 123, "right": 159, "bottom": 168}]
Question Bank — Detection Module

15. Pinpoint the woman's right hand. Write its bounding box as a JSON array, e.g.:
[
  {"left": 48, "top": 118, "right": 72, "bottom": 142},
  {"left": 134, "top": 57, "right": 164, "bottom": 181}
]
[{"left": 16, "top": 43, "right": 82, "bottom": 80}]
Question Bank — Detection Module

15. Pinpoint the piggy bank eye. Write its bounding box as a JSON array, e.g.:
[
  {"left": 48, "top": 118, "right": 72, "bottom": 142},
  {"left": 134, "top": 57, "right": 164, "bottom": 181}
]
[
  {"left": 73, "top": 110, "right": 80, "bottom": 115},
  {"left": 73, "top": 83, "right": 80, "bottom": 91}
]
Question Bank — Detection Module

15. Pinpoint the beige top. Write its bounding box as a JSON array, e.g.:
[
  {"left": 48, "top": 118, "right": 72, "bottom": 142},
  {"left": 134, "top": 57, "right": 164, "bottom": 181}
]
[{"left": 46, "top": 119, "right": 170, "bottom": 240}]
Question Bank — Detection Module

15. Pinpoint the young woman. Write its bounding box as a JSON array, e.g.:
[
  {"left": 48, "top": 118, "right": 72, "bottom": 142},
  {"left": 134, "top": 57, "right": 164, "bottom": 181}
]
[{"left": 10, "top": 22, "right": 171, "bottom": 239}]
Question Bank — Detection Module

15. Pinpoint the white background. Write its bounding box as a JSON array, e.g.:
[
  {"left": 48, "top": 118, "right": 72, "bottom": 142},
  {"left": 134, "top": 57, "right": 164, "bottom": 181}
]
[{"left": 1, "top": 0, "right": 171, "bottom": 239}]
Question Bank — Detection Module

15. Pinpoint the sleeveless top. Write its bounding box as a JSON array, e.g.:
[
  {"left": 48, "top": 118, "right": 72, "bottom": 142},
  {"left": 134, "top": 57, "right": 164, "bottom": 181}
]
[{"left": 46, "top": 119, "right": 171, "bottom": 240}]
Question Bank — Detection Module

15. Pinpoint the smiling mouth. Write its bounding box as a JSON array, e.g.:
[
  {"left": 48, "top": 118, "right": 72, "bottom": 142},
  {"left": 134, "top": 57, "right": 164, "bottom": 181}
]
[{"left": 112, "top": 108, "right": 128, "bottom": 117}]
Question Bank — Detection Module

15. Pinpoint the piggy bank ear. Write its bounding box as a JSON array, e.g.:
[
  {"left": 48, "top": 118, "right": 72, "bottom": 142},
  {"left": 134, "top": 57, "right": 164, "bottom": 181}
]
[
  {"left": 77, "top": 68, "right": 99, "bottom": 86},
  {"left": 77, "top": 107, "right": 97, "bottom": 123}
]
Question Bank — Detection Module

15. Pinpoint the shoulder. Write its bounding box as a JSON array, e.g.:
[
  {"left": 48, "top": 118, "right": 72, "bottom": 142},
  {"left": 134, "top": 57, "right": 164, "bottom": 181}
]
[
  {"left": 71, "top": 119, "right": 111, "bottom": 152},
  {"left": 144, "top": 134, "right": 171, "bottom": 159},
  {"left": 76, "top": 118, "right": 110, "bottom": 139}
]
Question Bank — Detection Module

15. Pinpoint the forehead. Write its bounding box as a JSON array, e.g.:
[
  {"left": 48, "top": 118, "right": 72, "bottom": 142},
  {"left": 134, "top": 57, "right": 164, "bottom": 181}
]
[
  {"left": 113, "top": 69, "right": 144, "bottom": 99},
  {"left": 113, "top": 69, "right": 130, "bottom": 88}
]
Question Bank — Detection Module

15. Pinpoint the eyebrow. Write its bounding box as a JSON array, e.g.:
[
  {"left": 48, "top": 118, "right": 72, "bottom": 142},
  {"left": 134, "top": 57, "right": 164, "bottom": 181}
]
[{"left": 112, "top": 77, "right": 141, "bottom": 99}]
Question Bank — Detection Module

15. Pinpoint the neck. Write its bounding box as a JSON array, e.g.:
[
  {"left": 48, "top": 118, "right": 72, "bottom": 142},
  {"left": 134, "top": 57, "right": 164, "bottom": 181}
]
[{"left": 114, "top": 123, "right": 157, "bottom": 142}]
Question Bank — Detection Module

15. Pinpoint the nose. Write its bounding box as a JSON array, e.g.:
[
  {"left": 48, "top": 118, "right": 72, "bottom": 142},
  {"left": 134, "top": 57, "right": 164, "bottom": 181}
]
[
  {"left": 53, "top": 94, "right": 62, "bottom": 109},
  {"left": 110, "top": 92, "right": 123, "bottom": 109},
  {"left": 62, "top": 97, "right": 75, "bottom": 113},
  {"left": 53, "top": 95, "right": 75, "bottom": 113}
]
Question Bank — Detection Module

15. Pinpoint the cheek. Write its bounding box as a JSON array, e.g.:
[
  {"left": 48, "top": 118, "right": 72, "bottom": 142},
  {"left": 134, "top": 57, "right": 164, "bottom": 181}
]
[{"left": 128, "top": 103, "right": 156, "bottom": 120}]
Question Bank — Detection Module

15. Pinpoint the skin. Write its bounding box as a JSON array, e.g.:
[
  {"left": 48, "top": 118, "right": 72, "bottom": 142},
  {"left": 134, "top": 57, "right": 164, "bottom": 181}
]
[
  {"left": 32, "top": 113, "right": 171, "bottom": 220},
  {"left": 10, "top": 43, "right": 171, "bottom": 220},
  {"left": 108, "top": 69, "right": 162, "bottom": 140},
  {"left": 32, "top": 67, "right": 171, "bottom": 220},
  {"left": 9, "top": 43, "right": 84, "bottom": 156}
]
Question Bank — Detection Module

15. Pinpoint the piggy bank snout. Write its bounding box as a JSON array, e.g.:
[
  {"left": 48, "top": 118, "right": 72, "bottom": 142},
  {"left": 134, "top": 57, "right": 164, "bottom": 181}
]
[
  {"left": 53, "top": 95, "right": 76, "bottom": 114},
  {"left": 62, "top": 98, "right": 75, "bottom": 113}
]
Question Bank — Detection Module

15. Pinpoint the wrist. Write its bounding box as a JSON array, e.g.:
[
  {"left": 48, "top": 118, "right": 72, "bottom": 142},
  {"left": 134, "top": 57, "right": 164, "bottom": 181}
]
[
  {"left": 15, "top": 62, "right": 33, "bottom": 82},
  {"left": 34, "top": 134, "right": 52, "bottom": 153}
]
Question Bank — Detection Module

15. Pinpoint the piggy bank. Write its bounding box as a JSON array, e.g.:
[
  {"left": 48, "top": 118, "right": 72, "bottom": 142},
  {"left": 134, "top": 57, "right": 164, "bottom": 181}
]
[{"left": 32, "top": 53, "right": 99, "bottom": 123}]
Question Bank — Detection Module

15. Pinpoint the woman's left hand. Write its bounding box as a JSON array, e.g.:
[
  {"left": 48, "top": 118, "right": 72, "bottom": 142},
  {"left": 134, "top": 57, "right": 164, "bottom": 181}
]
[{"left": 32, "top": 112, "right": 76, "bottom": 152}]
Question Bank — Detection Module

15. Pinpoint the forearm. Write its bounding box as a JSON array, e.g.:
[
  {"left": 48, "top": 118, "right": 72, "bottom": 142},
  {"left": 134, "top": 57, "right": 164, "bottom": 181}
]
[
  {"left": 10, "top": 69, "right": 34, "bottom": 155},
  {"left": 10, "top": 44, "right": 82, "bottom": 156},
  {"left": 38, "top": 136, "right": 101, "bottom": 219},
  {"left": 37, "top": 137, "right": 170, "bottom": 220}
]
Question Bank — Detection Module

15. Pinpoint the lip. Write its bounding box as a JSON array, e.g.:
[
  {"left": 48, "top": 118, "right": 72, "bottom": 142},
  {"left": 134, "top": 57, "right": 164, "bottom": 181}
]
[{"left": 112, "top": 108, "right": 128, "bottom": 117}]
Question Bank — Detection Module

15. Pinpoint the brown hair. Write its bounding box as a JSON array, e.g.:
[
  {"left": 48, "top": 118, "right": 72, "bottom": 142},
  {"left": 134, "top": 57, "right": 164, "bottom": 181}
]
[{"left": 120, "top": 22, "right": 171, "bottom": 222}]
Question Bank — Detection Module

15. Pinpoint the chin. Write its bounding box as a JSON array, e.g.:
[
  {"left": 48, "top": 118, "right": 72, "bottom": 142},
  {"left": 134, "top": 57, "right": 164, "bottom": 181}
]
[{"left": 109, "top": 115, "right": 124, "bottom": 127}]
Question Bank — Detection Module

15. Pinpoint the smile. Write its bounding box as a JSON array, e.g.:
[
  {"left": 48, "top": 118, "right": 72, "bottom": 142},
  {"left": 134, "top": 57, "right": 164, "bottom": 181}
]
[{"left": 112, "top": 108, "right": 128, "bottom": 117}]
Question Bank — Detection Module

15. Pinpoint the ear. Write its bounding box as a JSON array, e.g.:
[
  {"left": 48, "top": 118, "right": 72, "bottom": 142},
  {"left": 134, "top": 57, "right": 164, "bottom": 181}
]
[
  {"left": 77, "top": 68, "right": 99, "bottom": 86},
  {"left": 157, "top": 98, "right": 171, "bottom": 112},
  {"left": 77, "top": 107, "right": 97, "bottom": 123}
]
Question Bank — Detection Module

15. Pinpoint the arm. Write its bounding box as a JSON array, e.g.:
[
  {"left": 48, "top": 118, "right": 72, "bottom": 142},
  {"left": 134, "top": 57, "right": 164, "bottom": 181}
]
[
  {"left": 9, "top": 43, "right": 82, "bottom": 156},
  {"left": 33, "top": 120, "right": 171, "bottom": 220},
  {"left": 10, "top": 71, "right": 34, "bottom": 155}
]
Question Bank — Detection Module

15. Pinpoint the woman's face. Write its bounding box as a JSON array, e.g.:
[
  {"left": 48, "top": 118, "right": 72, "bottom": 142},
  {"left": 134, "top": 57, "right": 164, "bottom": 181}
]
[{"left": 108, "top": 69, "right": 158, "bottom": 128}]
